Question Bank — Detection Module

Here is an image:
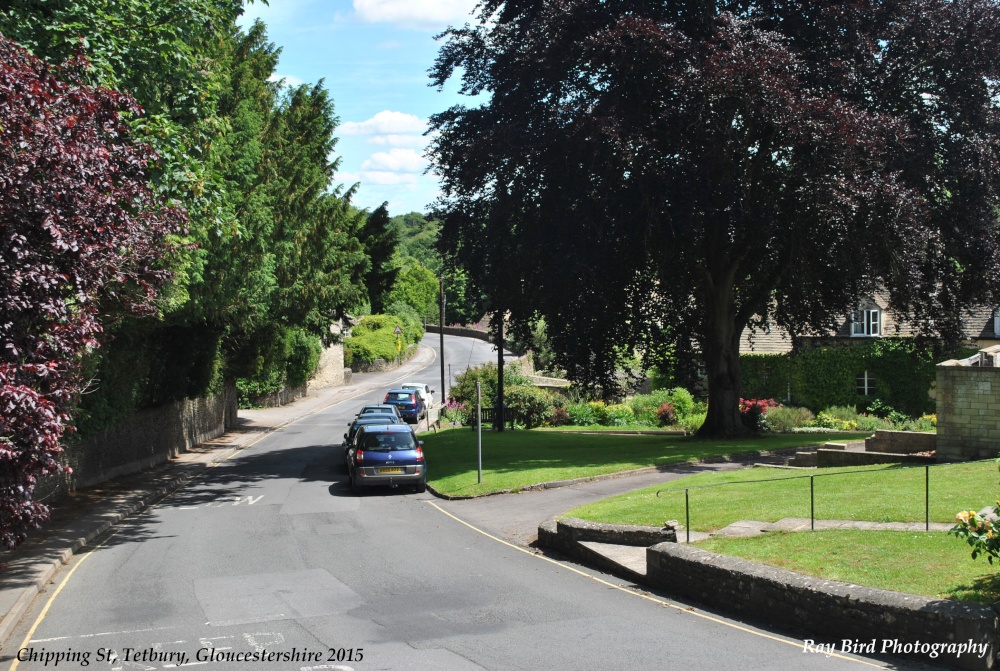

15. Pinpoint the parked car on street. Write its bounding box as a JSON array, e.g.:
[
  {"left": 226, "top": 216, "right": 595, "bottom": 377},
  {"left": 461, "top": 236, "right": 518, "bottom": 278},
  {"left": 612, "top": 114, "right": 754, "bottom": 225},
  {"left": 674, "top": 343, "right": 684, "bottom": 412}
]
[
  {"left": 345, "top": 424, "right": 426, "bottom": 493},
  {"left": 356, "top": 404, "right": 403, "bottom": 420},
  {"left": 400, "top": 382, "right": 435, "bottom": 408},
  {"left": 343, "top": 413, "right": 401, "bottom": 454},
  {"left": 383, "top": 389, "right": 426, "bottom": 423}
]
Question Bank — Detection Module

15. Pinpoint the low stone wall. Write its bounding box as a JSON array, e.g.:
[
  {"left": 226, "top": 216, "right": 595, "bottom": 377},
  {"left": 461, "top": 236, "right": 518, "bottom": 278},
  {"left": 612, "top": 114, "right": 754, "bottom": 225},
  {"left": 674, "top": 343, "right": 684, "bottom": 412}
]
[
  {"left": 866, "top": 430, "right": 936, "bottom": 454},
  {"left": 247, "top": 383, "right": 308, "bottom": 409},
  {"left": 38, "top": 382, "right": 237, "bottom": 498},
  {"left": 424, "top": 324, "right": 492, "bottom": 342},
  {"left": 646, "top": 543, "right": 998, "bottom": 671},
  {"left": 816, "top": 449, "right": 936, "bottom": 467},
  {"left": 537, "top": 517, "right": 677, "bottom": 582}
]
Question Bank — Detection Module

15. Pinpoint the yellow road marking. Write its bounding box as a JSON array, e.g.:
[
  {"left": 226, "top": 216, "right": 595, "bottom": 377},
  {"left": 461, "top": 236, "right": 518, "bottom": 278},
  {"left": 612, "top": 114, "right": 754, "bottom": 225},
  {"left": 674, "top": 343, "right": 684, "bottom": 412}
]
[{"left": 426, "top": 500, "right": 885, "bottom": 669}]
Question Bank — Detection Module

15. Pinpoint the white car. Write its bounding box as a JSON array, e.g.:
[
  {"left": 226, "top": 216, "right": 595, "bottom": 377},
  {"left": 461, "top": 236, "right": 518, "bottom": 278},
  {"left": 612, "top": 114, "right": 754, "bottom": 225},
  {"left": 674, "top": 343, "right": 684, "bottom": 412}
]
[{"left": 400, "top": 382, "right": 435, "bottom": 408}]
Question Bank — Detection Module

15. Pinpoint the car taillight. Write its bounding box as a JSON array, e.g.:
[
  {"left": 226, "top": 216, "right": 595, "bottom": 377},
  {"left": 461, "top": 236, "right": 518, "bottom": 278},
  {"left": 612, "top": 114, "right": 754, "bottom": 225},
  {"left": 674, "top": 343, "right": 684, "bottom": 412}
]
[
  {"left": 415, "top": 447, "right": 424, "bottom": 462},
  {"left": 384, "top": 393, "right": 389, "bottom": 402},
  {"left": 356, "top": 449, "right": 364, "bottom": 463}
]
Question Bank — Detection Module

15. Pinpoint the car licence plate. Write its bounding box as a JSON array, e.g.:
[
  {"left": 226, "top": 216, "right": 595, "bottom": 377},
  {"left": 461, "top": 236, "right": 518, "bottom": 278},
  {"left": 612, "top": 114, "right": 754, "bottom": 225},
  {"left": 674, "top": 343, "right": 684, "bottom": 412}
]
[{"left": 377, "top": 467, "right": 403, "bottom": 474}]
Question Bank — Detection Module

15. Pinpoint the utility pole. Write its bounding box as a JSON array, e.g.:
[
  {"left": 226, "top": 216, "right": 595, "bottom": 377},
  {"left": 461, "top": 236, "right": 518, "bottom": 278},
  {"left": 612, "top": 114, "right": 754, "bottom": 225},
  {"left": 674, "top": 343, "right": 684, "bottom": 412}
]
[{"left": 439, "top": 274, "right": 446, "bottom": 403}]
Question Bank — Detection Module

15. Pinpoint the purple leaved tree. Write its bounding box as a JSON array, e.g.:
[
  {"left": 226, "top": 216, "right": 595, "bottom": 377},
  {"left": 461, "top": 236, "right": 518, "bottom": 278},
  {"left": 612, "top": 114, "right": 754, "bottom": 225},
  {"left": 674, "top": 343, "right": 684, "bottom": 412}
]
[{"left": 0, "top": 36, "right": 184, "bottom": 549}]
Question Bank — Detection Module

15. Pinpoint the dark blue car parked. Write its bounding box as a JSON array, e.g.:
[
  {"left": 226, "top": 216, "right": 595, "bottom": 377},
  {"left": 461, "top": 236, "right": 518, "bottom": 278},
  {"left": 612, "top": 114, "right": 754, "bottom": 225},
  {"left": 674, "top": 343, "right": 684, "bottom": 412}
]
[
  {"left": 345, "top": 424, "right": 426, "bottom": 493},
  {"left": 383, "top": 388, "right": 426, "bottom": 423}
]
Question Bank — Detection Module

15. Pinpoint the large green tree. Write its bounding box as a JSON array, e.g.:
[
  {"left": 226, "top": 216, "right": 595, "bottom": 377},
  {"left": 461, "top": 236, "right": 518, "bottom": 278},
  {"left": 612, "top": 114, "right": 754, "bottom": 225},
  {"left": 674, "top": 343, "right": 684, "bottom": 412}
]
[{"left": 429, "top": 0, "right": 1000, "bottom": 436}]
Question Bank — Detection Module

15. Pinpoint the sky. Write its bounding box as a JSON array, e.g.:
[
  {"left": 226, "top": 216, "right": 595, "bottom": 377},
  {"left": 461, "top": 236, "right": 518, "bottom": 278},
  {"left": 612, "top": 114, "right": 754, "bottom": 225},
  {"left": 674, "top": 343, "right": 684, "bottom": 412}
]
[{"left": 237, "top": 0, "right": 482, "bottom": 217}]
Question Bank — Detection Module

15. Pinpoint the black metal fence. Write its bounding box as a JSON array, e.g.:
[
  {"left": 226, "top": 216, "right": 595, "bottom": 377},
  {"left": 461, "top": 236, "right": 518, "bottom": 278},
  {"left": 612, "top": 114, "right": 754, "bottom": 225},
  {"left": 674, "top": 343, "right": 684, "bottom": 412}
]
[{"left": 655, "top": 460, "right": 984, "bottom": 544}]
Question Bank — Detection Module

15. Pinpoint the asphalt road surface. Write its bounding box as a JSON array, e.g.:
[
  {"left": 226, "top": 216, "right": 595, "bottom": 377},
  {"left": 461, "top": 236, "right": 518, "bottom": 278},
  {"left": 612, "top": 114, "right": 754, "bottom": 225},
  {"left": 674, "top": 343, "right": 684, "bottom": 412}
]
[{"left": 2, "top": 335, "right": 929, "bottom": 671}]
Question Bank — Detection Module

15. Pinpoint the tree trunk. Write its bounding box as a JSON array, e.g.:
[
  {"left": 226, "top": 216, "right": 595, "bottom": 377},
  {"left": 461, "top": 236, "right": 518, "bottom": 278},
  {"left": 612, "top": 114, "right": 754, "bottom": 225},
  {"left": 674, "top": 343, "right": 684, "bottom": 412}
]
[
  {"left": 494, "top": 313, "right": 505, "bottom": 432},
  {"left": 696, "top": 271, "right": 748, "bottom": 438}
]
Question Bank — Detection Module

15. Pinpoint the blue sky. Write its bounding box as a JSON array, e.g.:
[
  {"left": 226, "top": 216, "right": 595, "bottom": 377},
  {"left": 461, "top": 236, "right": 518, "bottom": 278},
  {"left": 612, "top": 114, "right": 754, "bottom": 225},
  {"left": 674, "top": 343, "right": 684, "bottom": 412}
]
[{"left": 237, "top": 0, "right": 481, "bottom": 217}]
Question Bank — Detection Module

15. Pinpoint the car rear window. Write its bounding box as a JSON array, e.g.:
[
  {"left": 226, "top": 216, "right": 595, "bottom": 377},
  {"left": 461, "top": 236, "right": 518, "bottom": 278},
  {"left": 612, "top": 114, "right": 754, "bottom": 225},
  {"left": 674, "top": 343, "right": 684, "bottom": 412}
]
[
  {"left": 361, "top": 432, "right": 417, "bottom": 451},
  {"left": 387, "top": 392, "right": 415, "bottom": 402}
]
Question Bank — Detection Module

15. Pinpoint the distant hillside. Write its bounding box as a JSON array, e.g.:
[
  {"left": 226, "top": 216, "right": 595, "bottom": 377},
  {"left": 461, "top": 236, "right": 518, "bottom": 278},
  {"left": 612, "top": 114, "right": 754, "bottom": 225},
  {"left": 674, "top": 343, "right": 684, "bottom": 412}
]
[{"left": 391, "top": 212, "right": 441, "bottom": 274}]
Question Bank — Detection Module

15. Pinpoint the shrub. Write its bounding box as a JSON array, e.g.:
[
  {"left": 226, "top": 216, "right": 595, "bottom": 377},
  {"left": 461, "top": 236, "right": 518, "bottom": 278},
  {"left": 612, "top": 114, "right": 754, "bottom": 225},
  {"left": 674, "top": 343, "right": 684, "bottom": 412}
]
[
  {"left": 344, "top": 314, "right": 413, "bottom": 366},
  {"left": 657, "top": 402, "right": 677, "bottom": 426},
  {"left": 679, "top": 411, "right": 706, "bottom": 432},
  {"left": 813, "top": 412, "right": 858, "bottom": 431},
  {"left": 605, "top": 404, "right": 634, "bottom": 426},
  {"left": 505, "top": 384, "right": 554, "bottom": 429},
  {"left": 449, "top": 361, "right": 532, "bottom": 408},
  {"left": 667, "top": 387, "right": 696, "bottom": 418},
  {"left": 628, "top": 389, "right": 674, "bottom": 425},
  {"left": 951, "top": 460, "right": 1000, "bottom": 564},
  {"left": 739, "top": 398, "right": 779, "bottom": 431},
  {"left": 550, "top": 406, "right": 571, "bottom": 426},
  {"left": 763, "top": 405, "right": 815, "bottom": 433},
  {"left": 854, "top": 414, "right": 894, "bottom": 431},
  {"left": 587, "top": 401, "right": 609, "bottom": 424},
  {"left": 567, "top": 403, "right": 598, "bottom": 426}
]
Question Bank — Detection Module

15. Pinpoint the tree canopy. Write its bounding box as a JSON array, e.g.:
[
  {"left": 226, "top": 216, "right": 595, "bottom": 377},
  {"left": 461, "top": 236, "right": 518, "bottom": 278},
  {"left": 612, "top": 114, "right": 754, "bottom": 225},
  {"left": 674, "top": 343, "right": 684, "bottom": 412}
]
[
  {"left": 429, "top": 0, "right": 1000, "bottom": 435},
  {"left": 0, "top": 37, "right": 182, "bottom": 547}
]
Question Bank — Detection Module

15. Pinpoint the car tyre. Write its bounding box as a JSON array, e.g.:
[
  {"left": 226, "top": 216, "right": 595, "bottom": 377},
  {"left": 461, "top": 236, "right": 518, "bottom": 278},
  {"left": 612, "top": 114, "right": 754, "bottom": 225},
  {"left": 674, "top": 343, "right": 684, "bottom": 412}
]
[
  {"left": 414, "top": 480, "right": 426, "bottom": 494},
  {"left": 350, "top": 472, "right": 363, "bottom": 494}
]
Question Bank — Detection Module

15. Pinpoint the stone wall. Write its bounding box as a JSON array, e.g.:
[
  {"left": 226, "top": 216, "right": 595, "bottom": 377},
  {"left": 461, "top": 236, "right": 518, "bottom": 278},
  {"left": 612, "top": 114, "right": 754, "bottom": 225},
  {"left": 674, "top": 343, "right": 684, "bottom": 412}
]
[
  {"left": 37, "top": 382, "right": 237, "bottom": 498},
  {"left": 937, "top": 349, "right": 1000, "bottom": 461},
  {"left": 647, "top": 542, "right": 999, "bottom": 671},
  {"left": 866, "top": 429, "right": 937, "bottom": 454}
]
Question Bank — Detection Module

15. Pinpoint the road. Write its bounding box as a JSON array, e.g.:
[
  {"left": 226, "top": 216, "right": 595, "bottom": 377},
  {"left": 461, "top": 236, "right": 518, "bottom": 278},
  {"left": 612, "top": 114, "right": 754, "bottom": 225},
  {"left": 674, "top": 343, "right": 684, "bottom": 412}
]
[{"left": 2, "top": 335, "right": 922, "bottom": 671}]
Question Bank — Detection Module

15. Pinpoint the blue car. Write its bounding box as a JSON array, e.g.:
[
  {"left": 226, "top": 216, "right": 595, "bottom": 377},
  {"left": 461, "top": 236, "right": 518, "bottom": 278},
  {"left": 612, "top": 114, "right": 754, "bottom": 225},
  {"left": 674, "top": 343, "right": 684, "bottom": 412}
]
[
  {"left": 383, "top": 388, "right": 426, "bottom": 423},
  {"left": 346, "top": 424, "right": 426, "bottom": 493}
]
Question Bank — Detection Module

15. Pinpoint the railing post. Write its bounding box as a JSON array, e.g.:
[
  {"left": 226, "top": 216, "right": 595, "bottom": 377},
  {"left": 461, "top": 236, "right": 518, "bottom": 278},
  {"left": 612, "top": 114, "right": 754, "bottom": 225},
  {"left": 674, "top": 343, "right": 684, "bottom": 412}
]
[
  {"left": 685, "top": 488, "right": 690, "bottom": 544},
  {"left": 925, "top": 465, "right": 930, "bottom": 532},
  {"left": 810, "top": 475, "right": 815, "bottom": 531}
]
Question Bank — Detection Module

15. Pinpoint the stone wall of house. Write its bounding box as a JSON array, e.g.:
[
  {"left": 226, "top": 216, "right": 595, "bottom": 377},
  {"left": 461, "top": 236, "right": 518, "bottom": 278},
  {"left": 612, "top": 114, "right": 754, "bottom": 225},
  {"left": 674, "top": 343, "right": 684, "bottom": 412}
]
[
  {"left": 937, "top": 346, "right": 1000, "bottom": 461},
  {"left": 36, "top": 382, "right": 238, "bottom": 499}
]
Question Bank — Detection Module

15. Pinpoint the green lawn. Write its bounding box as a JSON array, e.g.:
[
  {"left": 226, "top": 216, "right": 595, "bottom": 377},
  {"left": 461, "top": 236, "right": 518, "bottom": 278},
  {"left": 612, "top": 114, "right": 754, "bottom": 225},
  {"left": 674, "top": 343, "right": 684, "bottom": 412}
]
[
  {"left": 566, "top": 459, "right": 997, "bottom": 531},
  {"left": 421, "top": 428, "right": 866, "bottom": 497},
  {"left": 697, "top": 530, "right": 1000, "bottom": 605}
]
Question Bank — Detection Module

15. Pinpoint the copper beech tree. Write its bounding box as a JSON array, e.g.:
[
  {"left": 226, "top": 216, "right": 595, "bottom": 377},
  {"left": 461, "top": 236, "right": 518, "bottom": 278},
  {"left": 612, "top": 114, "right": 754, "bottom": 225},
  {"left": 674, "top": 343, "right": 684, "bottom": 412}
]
[
  {"left": 0, "top": 38, "right": 183, "bottom": 548},
  {"left": 429, "top": 0, "right": 1000, "bottom": 436}
]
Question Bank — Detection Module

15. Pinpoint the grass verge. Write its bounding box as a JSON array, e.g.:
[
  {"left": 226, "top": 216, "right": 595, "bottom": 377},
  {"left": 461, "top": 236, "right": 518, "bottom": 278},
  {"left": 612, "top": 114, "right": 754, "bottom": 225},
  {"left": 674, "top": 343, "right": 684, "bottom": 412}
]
[
  {"left": 696, "top": 530, "right": 1000, "bottom": 604},
  {"left": 421, "top": 428, "right": 865, "bottom": 497},
  {"left": 566, "top": 459, "right": 997, "bottom": 531}
]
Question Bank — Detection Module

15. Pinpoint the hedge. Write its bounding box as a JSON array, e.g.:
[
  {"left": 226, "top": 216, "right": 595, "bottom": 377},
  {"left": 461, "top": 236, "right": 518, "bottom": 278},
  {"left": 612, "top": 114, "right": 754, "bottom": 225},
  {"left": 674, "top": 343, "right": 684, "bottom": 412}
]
[{"left": 740, "top": 339, "right": 974, "bottom": 417}]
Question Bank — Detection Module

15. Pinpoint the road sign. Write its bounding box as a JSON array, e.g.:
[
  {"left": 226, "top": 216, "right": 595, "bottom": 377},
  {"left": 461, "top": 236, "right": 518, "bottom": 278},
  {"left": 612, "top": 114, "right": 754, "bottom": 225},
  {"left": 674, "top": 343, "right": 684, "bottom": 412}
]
[{"left": 393, "top": 326, "right": 403, "bottom": 335}]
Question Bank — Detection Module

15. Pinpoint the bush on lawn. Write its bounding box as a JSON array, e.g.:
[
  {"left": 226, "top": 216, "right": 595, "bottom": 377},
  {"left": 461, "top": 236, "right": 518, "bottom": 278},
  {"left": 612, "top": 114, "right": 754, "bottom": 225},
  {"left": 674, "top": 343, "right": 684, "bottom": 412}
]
[
  {"left": 605, "top": 404, "right": 635, "bottom": 426},
  {"left": 506, "top": 384, "right": 555, "bottom": 428},
  {"left": 763, "top": 405, "right": 815, "bottom": 433},
  {"left": 567, "top": 403, "right": 598, "bottom": 426}
]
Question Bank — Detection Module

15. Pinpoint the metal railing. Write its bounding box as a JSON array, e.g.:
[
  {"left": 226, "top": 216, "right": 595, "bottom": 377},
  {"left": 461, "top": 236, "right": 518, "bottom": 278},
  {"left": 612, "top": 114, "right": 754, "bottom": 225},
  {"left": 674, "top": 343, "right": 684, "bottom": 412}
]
[{"left": 656, "top": 461, "right": 952, "bottom": 544}]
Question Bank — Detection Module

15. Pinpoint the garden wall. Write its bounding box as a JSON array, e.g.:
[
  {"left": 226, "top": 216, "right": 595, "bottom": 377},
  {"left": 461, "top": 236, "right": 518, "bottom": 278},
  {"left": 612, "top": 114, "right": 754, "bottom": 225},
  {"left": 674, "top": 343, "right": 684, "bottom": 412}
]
[
  {"left": 647, "top": 543, "right": 998, "bottom": 671},
  {"left": 37, "top": 382, "right": 237, "bottom": 499},
  {"left": 937, "top": 350, "right": 1000, "bottom": 461}
]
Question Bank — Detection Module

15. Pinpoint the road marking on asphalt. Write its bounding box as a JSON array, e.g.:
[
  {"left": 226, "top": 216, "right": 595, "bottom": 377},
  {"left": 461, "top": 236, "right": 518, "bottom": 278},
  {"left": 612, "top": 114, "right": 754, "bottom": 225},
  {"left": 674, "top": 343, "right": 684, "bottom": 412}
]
[
  {"left": 426, "top": 501, "right": 886, "bottom": 669},
  {"left": 7, "top": 343, "right": 443, "bottom": 670}
]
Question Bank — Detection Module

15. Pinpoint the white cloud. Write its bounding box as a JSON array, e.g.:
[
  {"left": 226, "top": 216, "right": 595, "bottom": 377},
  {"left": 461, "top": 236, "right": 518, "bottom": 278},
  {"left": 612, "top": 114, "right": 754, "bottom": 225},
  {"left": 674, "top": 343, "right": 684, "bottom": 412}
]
[
  {"left": 368, "top": 134, "right": 427, "bottom": 148},
  {"left": 362, "top": 148, "right": 426, "bottom": 173},
  {"left": 268, "top": 73, "right": 306, "bottom": 88},
  {"left": 353, "top": 0, "right": 478, "bottom": 29},
  {"left": 362, "top": 171, "right": 420, "bottom": 185},
  {"left": 340, "top": 110, "right": 427, "bottom": 136}
]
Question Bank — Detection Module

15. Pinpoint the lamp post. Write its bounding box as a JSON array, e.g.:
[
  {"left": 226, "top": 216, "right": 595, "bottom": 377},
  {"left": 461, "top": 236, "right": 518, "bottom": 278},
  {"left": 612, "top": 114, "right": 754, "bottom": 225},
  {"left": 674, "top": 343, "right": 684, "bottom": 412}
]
[{"left": 439, "top": 274, "right": 447, "bottom": 403}]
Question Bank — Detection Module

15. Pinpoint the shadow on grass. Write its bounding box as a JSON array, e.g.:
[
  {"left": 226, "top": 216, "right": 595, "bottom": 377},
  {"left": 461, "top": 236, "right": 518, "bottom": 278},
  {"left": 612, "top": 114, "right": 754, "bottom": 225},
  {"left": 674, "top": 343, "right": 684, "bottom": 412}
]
[
  {"left": 422, "top": 430, "right": 863, "bottom": 485},
  {"left": 942, "top": 571, "right": 1000, "bottom": 605}
]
